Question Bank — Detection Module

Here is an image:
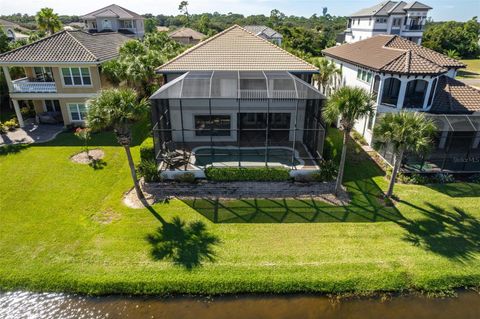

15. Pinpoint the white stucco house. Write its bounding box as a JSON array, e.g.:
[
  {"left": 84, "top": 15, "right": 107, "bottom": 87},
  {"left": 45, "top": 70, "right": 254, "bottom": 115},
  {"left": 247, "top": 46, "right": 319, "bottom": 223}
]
[
  {"left": 243, "top": 26, "right": 283, "bottom": 46},
  {"left": 342, "top": 1, "right": 431, "bottom": 45},
  {"left": 323, "top": 35, "right": 480, "bottom": 172},
  {"left": 150, "top": 25, "right": 326, "bottom": 178},
  {"left": 80, "top": 4, "right": 145, "bottom": 38}
]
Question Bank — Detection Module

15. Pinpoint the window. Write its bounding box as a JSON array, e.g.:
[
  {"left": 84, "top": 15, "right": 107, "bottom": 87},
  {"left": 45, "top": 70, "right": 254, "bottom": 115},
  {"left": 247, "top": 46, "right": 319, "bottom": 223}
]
[
  {"left": 61, "top": 67, "right": 92, "bottom": 86},
  {"left": 44, "top": 100, "right": 60, "bottom": 112},
  {"left": 357, "top": 68, "right": 373, "bottom": 83},
  {"left": 68, "top": 103, "right": 87, "bottom": 121},
  {"left": 121, "top": 20, "right": 133, "bottom": 29},
  {"left": 376, "top": 18, "right": 387, "bottom": 23},
  {"left": 393, "top": 18, "right": 401, "bottom": 27},
  {"left": 195, "top": 115, "right": 231, "bottom": 136}
]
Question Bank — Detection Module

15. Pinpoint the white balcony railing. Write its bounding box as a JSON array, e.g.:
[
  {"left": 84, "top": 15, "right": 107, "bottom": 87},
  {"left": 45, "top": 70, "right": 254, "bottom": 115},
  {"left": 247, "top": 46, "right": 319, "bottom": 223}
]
[{"left": 12, "top": 77, "right": 57, "bottom": 93}]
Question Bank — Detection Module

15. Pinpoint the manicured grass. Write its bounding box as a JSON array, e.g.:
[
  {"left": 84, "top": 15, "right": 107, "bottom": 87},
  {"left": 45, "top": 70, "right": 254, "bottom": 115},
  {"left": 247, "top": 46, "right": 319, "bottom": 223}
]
[
  {"left": 0, "top": 125, "right": 479, "bottom": 295},
  {"left": 457, "top": 59, "right": 480, "bottom": 79}
]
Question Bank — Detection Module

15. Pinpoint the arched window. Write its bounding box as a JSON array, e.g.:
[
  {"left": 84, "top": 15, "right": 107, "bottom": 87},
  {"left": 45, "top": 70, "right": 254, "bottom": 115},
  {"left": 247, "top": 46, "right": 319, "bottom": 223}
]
[
  {"left": 427, "top": 78, "right": 438, "bottom": 107},
  {"left": 403, "top": 79, "right": 428, "bottom": 108},
  {"left": 381, "top": 77, "right": 401, "bottom": 106}
]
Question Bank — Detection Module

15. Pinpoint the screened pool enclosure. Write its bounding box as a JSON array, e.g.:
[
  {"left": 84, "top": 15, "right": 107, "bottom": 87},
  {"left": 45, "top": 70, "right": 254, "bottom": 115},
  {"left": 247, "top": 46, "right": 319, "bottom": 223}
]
[{"left": 150, "top": 71, "right": 326, "bottom": 173}]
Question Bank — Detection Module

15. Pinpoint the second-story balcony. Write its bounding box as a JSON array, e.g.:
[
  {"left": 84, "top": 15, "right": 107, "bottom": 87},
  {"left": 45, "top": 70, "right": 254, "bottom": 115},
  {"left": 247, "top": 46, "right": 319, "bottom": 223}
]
[
  {"left": 403, "top": 24, "right": 425, "bottom": 31},
  {"left": 12, "top": 77, "right": 57, "bottom": 93}
]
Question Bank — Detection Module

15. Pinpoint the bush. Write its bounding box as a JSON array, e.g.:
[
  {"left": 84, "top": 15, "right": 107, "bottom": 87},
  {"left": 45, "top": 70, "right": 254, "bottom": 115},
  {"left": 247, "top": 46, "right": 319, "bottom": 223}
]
[
  {"left": 305, "top": 160, "right": 338, "bottom": 182},
  {"left": 174, "top": 172, "right": 196, "bottom": 183},
  {"left": 432, "top": 173, "right": 455, "bottom": 184},
  {"left": 137, "top": 159, "right": 161, "bottom": 182},
  {"left": 205, "top": 167, "right": 291, "bottom": 182},
  {"left": 20, "top": 106, "right": 35, "bottom": 119},
  {"left": 351, "top": 130, "right": 367, "bottom": 146},
  {"left": 407, "top": 173, "right": 430, "bottom": 185},
  {"left": 0, "top": 123, "right": 6, "bottom": 134},
  {"left": 140, "top": 137, "right": 155, "bottom": 162},
  {"left": 3, "top": 118, "right": 18, "bottom": 131}
]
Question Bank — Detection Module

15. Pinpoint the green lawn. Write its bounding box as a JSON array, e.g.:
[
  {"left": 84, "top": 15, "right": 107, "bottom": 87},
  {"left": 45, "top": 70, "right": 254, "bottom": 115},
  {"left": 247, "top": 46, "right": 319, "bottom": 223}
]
[
  {"left": 457, "top": 59, "right": 480, "bottom": 79},
  {"left": 0, "top": 126, "right": 479, "bottom": 295}
]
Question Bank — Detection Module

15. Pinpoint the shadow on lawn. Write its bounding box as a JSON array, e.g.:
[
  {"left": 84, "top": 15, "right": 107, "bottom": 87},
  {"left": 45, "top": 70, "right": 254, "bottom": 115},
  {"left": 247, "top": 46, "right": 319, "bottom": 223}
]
[
  {"left": 396, "top": 200, "right": 480, "bottom": 262},
  {"left": 427, "top": 183, "right": 480, "bottom": 198},
  {"left": 144, "top": 204, "right": 220, "bottom": 270},
  {"left": 0, "top": 143, "right": 30, "bottom": 156},
  {"left": 89, "top": 158, "right": 107, "bottom": 170}
]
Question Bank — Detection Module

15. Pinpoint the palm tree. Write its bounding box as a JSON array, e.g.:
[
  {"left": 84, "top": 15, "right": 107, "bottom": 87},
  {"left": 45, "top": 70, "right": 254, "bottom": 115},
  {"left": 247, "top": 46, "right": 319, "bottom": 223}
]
[
  {"left": 312, "top": 58, "right": 342, "bottom": 95},
  {"left": 374, "top": 112, "right": 436, "bottom": 198},
  {"left": 445, "top": 49, "right": 461, "bottom": 60},
  {"left": 35, "top": 8, "right": 62, "bottom": 35},
  {"left": 323, "top": 86, "right": 374, "bottom": 195},
  {"left": 87, "top": 88, "right": 150, "bottom": 199}
]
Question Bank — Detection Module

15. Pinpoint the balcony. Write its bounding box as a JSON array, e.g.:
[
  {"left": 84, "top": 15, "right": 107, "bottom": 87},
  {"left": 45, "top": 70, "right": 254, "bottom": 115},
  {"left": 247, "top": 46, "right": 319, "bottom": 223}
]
[
  {"left": 403, "top": 25, "right": 425, "bottom": 31},
  {"left": 12, "top": 78, "right": 57, "bottom": 93}
]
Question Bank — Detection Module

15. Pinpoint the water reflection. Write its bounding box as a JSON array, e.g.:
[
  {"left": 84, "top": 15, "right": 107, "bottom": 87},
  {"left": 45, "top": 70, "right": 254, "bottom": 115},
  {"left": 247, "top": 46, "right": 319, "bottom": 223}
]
[{"left": 1, "top": 291, "right": 479, "bottom": 319}]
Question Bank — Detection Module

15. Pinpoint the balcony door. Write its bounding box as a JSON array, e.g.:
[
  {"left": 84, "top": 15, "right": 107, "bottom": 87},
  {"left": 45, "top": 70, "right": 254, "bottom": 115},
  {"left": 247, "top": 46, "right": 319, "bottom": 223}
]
[{"left": 33, "top": 67, "right": 54, "bottom": 82}]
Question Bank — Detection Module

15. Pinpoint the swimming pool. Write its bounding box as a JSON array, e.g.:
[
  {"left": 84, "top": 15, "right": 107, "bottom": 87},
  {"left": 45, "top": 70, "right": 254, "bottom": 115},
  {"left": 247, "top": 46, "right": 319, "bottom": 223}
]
[{"left": 192, "top": 146, "right": 303, "bottom": 168}]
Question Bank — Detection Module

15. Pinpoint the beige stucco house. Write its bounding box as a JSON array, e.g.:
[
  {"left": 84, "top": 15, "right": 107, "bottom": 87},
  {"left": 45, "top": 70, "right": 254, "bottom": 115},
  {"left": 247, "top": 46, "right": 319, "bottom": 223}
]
[
  {"left": 168, "top": 27, "right": 207, "bottom": 45},
  {"left": 0, "top": 30, "right": 130, "bottom": 127}
]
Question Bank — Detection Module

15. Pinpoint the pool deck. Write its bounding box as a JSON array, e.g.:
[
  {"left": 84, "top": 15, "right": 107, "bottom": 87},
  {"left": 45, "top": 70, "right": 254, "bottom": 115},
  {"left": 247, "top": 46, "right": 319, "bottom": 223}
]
[{"left": 160, "top": 141, "right": 319, "bottom": 171}]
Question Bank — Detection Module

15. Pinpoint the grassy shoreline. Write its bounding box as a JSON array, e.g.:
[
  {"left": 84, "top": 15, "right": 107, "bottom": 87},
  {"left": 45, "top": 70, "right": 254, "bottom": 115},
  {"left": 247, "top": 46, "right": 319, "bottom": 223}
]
[{"left": 1, "top": 127, "right": 479, "bottom": 296}]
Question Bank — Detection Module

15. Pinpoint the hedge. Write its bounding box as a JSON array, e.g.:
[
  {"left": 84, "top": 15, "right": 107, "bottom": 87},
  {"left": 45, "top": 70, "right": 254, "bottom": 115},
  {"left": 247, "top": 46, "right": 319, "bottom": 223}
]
[
  {"left": 139, "top": 137, "right": 155, "bottom": 162},
  {"left": 204, "top": 167, "right": 291, "bottom": 181}
]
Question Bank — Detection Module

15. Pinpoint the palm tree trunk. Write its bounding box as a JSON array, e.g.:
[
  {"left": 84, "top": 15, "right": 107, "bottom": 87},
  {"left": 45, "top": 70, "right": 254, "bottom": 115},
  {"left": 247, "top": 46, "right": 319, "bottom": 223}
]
[
  {"left": 335, "top": 130, "right": 349, "bottom": 195},
  {"left": 387, "top": 149, "right": 404, "bottom": 198},
  {"left": 124, "top": 144, "right": 145, "bottom": 200}
]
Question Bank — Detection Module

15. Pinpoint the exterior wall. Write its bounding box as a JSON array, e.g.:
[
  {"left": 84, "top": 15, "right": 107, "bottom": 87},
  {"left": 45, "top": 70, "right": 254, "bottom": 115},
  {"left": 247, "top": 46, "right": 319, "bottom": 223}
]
[{"left": 168, "top": 99, "right": 306, "bottom": 143}]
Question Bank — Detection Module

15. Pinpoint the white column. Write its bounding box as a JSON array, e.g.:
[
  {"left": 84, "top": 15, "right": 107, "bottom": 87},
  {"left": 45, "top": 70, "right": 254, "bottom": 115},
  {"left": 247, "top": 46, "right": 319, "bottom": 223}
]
[
  {"left": 396, "top": 78, "right": 408, "bottom": 109},
  {"left": 2, "top": 66, "right": 13, "bottom": 92},
  {"left": 376, "top": 76, "right": 385, "bottom": 105},
  {"left": 12, "top": 99, "right": 25, "bottom": 128},
  {"left": 422, "top": 79, "right": 433, "bottom": 109}
]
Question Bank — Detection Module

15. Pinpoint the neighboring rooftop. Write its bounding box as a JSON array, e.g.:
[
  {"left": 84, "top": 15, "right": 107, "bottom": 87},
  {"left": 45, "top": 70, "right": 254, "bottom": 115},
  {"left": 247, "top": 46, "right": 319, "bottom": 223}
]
[
  {"left": 323, "top": 35, "right": 464, "bottom": 75},
  {"left": 158, "top": 25, "right": 318, "bottom": 73},
  {"left": 168, "top": 27, "right": 207, "bottom": 40},
  {"left": 0, "top": 18, "right": 31, "bottom": 33},
  {"left": 430, "top": 76, "right": 480, "bottom": 114},
  {"left": 156, "top": 26, "right": 170, "bottom": 32},
  {"left": 0, "top": 30, "right": 130, "bottom": 64},
  {"left": 81, "top": 4, "right": 144, "bottom": 20},
  {"left": 243, "top": 25, "right": 283, "bottom": 39},
  {"left": 349, "top": 1, "right": 431, "bottom": 17}
]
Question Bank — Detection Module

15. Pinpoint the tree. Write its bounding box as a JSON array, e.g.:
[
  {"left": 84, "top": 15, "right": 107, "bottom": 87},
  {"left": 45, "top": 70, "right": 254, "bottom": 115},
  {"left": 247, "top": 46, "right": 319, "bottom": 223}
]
[
  {"left": 374, "top": 112, "right": 436, "bottom": 198},
  {"left": 323, "top": 87, "right": 374, "bottom": 195},
  {"left": 312, "top": 58, "right": 341, "bottom": 95},
  {"left": 445, "top": 49, "right": 460, "bottom": 60},
  {"left": 74, "top": 127, "right": 92, "bottom": 158},
  {"left": 35, "top": 8, "right": 62, "bottom": 35},
  {"left": 422, "top": 17, "right": 480, "bottom": 58},
  {"left": 87, "top": 88, "right": 150, "bottom": 199},
  {"left": 178, "top": 1, "right": 190, "bottom": 26},
  {"left": 0, "top": 30, "right": 9, "bottom": 54},
  {"left": 144, "top": 18, "right": 157, "bottom": 33}
]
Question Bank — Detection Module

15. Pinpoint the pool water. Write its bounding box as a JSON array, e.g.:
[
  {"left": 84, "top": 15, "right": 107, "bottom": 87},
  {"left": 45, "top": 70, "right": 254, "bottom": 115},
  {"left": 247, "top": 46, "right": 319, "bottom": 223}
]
[{"left": 193, "top": 147, "right": 301, "bottom": 167}]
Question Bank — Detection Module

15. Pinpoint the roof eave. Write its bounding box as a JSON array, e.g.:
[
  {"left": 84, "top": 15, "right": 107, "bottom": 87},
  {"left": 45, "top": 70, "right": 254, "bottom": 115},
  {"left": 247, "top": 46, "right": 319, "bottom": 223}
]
[{"left": 156, "top": 69, "right": 319, "bottom": 74}]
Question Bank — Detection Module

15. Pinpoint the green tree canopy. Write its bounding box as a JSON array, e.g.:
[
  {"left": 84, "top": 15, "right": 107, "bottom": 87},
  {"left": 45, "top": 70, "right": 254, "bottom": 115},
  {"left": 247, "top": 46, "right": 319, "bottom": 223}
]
[{"left": 35, "top": 7, "right": 62, "bottom": 35}]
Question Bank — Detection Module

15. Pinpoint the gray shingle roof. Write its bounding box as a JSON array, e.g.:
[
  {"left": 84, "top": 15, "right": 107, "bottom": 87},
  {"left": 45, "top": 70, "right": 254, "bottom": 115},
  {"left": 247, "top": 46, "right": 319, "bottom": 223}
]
[
  {"left": 81, "top": 4, "right": 144, "bottom": 20},
  {"left": 322, "top": 35, "right": 464, "bottom": 75},
  {"left": 0, "top": 30, "right": 130, "bottom": 64},
  {"left": 158, "top": 25, "right": 317, "bottom": 73},
  {"left": 350, "top": 1, "right": 431, "bottom": 17},
  {"left": 243, "top": 25, "right": 283, "bottom": 39}
]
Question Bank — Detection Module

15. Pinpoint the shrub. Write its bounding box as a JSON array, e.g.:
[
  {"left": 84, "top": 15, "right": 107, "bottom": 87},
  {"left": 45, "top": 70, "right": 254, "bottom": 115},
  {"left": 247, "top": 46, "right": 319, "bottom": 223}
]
[
  {"left": 205, "top": 167, "right": 291, "bottom": 182},
  {"left": 174, "top": 172, "right": 196, "bottom": 183},
  {"left": 407, "top": 173, "right": 430, "bottom": 185},
  {"left": 137, "top": 159, "right": 161, "bottom": 182},
  {"left": 351, "top": 130, "right": 368, "bottom": 146},
  {"left": 432, "top": 173, "right": 455, "bottom": 184},
  {"left": 3, "top": 118, "right": 18, "bottom": 131},
  {"left": 20, "top": 106, "right": 35, "bottom": 119},
  {"left": 140, "top": 137, "right": 155, "bottom": 162},
  {"left": 0, "top": 123, "right": 6, "bottom": 134}
]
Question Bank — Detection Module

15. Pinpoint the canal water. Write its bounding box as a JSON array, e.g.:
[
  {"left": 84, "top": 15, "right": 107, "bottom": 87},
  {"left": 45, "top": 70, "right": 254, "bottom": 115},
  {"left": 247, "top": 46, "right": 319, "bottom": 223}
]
[{"left": 0, "top": 291, "right": 479, "bottom": 319}]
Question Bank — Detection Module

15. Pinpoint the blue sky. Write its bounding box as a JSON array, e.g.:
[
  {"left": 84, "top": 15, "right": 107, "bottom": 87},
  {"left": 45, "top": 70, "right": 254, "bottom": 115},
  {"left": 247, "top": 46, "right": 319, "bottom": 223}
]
[{"left": 0, "top": 0, "right": 478, "bottom": 21}]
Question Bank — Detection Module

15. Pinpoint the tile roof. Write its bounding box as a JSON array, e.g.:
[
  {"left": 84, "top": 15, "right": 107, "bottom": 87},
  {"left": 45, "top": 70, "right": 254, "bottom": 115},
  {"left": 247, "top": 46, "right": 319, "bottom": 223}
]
[
  {"left": 168, "top": 27, "right": 206, "bottom": 40},
  {"left": 243, "top": 25, "right": 283, "bottom": 39},
  {"left": 0, "top": 30, "right": 130, "bottom": 64},
  {"left": 81, "top": 4, "right": 144, "bottom": 20},
  {"left": 158, "top": 25, "right": 318, "bottom": 73},
  {"left": 430, "top": 76, "right": 480, "bottom": 114},
  {"left": 350, "top": 1, "right": 431, "bottom": 17},
  {"left": 322, "top": 35, "right": 465, "bottom": 75}
]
